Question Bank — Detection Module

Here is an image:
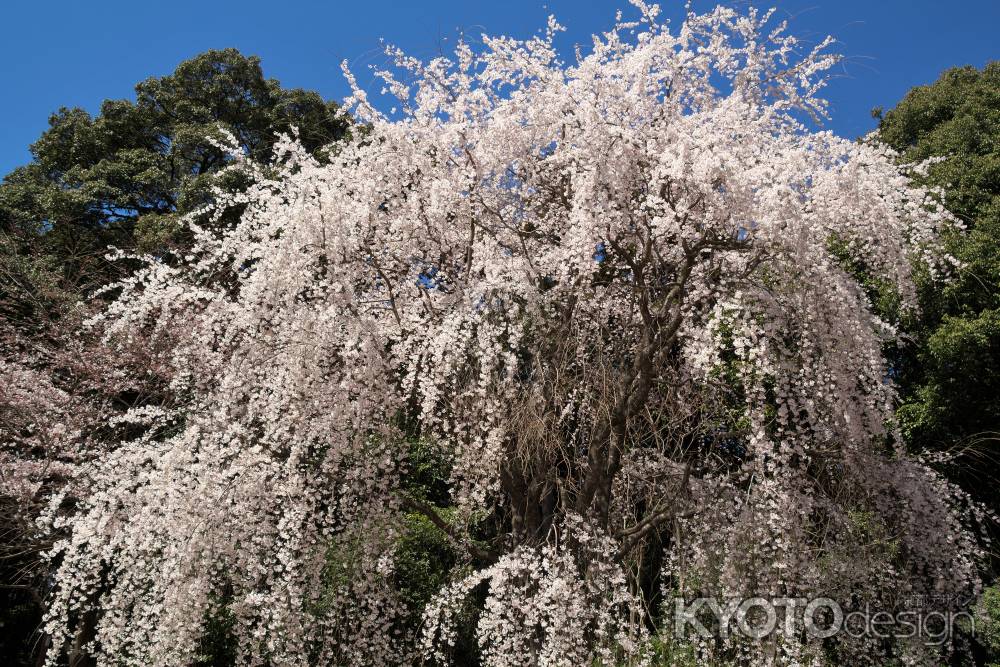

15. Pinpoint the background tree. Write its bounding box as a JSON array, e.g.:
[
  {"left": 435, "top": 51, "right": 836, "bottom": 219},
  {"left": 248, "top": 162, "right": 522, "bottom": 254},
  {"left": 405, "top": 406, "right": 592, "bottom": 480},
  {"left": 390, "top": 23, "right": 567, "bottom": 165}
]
[
  {"left": 875, "top": 62, "right": 1000, "bottom": 529},
  {"left": 0, "top": 47, "right": 351, "bottom": 327},
  {"left": 0, "top": 48, "right": 350, "bottom": 667}
]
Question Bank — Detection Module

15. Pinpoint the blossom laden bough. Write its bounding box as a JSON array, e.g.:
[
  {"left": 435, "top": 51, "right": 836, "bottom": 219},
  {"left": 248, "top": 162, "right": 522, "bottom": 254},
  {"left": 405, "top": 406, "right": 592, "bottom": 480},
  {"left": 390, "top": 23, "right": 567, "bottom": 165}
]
[{"left": 42, "top": 3, "right": 985, "bottom": 665}]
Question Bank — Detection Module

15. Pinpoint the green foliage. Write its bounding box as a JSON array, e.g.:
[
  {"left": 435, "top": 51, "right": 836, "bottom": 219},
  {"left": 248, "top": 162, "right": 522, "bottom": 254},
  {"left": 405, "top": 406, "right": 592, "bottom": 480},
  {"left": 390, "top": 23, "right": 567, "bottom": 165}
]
[
  {"left": 897, "top": 310, "right": 1000, "bottom": 444},
  {"left": 396, "top": 438, "right": 462, "bottom": 627},
  {"left": 404, "top": 437, "right": 453, "bottom": 507},
  {"left": 0, "top": 48, "right": 350, "bottom": 323},
  {"left": 875, "top": 62, "right": 1000, "bottom": 518},
  {"left": 877, "top": 63, "right": 1000, "bottom": 228},
  {"left": 195, "top": 595, "right": 238, "bottom": 667},
  {"left": 395, "top": 511, "right": 459, "bottom": 621},
  {"left": 978, "top": 584, "right": 1000, "bottom": 665},
  {"left": 395, "top": 439, "right": 486, "bottom": 664},
  {"left": 636, "top": 636, "right": 701, "bottom": 667}
]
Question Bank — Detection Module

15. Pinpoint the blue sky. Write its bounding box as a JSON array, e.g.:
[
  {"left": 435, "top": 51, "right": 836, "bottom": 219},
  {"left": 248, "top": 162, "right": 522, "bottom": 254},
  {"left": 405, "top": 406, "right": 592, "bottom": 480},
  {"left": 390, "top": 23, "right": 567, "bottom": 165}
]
[{"left": 2, "top": 1, "right": 997, "bottom": 177}]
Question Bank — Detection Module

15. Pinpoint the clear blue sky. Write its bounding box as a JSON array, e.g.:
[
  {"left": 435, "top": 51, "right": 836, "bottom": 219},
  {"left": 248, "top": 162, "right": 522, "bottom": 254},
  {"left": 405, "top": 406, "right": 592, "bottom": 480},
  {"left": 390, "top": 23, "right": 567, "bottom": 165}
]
[{"left": 2, "top": 1, "right": 998, "bottom": 177}]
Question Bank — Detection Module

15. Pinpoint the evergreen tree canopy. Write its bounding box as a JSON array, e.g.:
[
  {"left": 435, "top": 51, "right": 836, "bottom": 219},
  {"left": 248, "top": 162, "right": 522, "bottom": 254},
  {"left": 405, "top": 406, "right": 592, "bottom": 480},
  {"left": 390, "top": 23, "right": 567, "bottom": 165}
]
[
  {"left": 0, "top": 48, "right": 350, "bottom": 322},
  {"left": 876, "top": 63, "right": 1000, "bottom": 493}
]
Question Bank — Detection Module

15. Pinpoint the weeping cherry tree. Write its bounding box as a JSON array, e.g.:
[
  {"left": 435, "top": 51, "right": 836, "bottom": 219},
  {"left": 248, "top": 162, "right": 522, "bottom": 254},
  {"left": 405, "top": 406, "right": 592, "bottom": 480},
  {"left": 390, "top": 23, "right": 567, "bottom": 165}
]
[{"left": 42, "top": 3, "right": 987, "bottom": 665}]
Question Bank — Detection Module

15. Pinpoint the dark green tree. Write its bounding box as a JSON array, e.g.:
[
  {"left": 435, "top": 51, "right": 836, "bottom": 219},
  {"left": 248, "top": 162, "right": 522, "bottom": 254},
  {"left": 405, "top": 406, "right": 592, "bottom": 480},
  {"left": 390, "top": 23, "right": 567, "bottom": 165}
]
[
  {"left": 875, "top": 62, "right": 1000, "bottom": 525},
  {"left": 0, "top": 48, "right": 350, "bottom": 325}
]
